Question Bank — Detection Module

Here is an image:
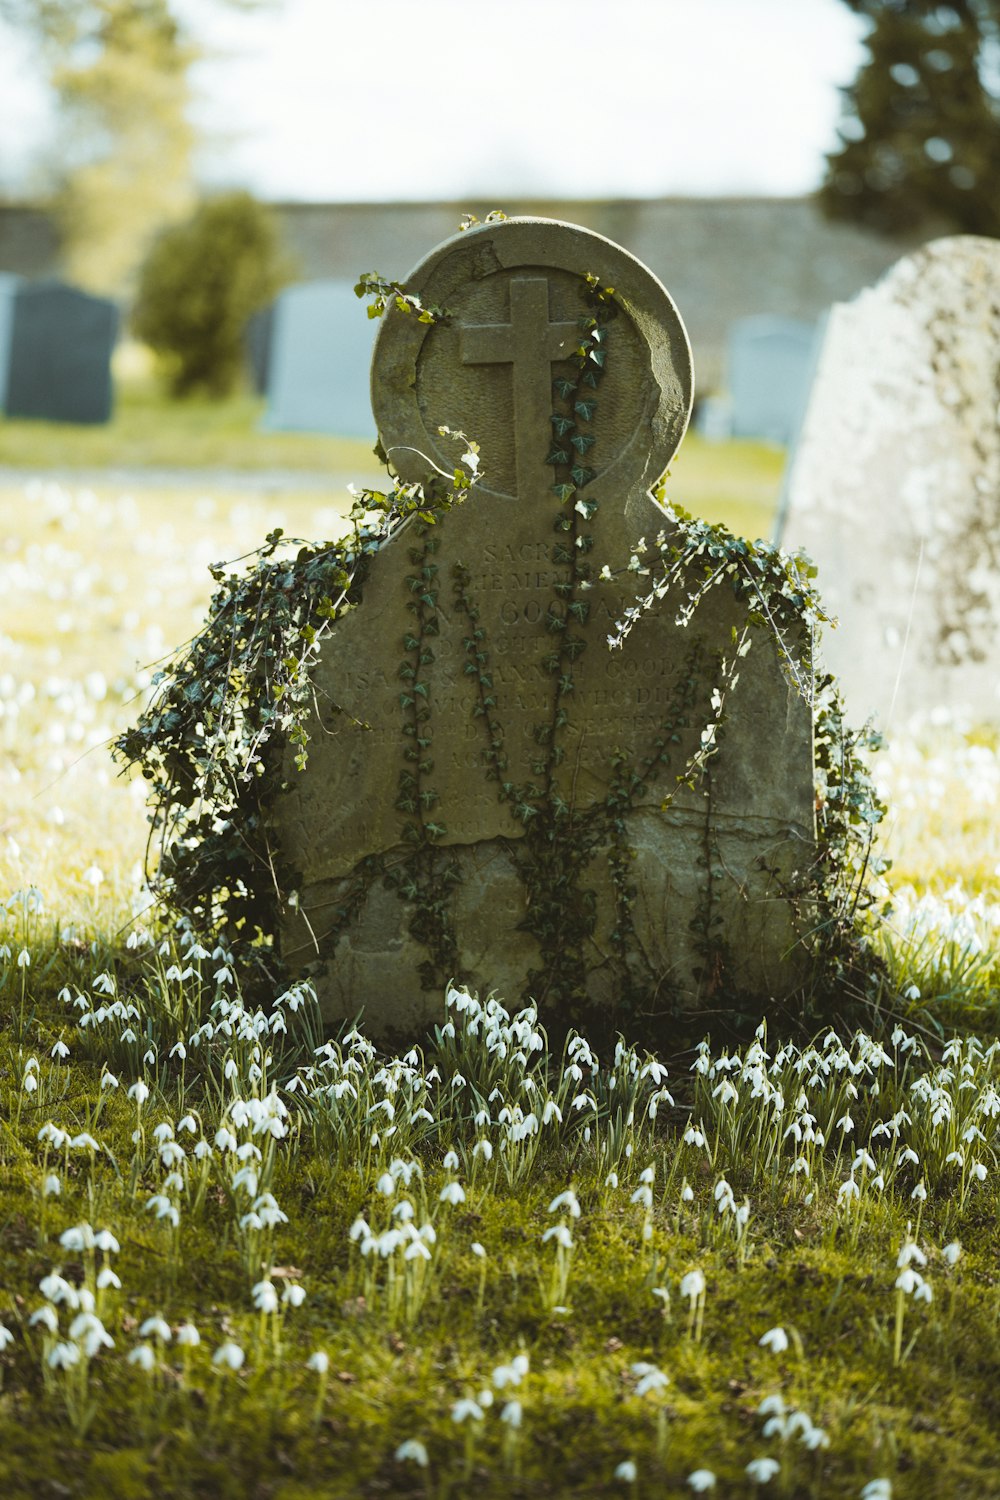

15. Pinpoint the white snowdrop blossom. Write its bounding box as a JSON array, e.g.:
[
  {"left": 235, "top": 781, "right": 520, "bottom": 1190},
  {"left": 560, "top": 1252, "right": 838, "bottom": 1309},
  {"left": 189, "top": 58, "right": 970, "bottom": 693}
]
[
  {"left": 614, "top": 1460, "right": 638, "bottom": 1483},
  {"left": 439, "top": 1181, "right": 466, "bottom": 1206},
  {"left": 688, "top": 1472, "right": 716, "bottom": 1493},
  {"left": 746, "top": 1457, "right": 781, "bottom": 1484},
  {"left": 395, "top": 1439, "right": 429, "bottom": 1466},
  {"left": 758, "top": 1326, "right": 789, "bottom": 1354},
  {"left": 212, "top": 1341, "right": 245, "bottom": 1371}
]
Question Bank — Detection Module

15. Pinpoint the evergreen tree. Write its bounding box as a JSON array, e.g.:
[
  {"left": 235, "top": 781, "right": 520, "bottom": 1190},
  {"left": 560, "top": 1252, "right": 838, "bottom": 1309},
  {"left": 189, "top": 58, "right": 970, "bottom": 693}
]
[{"left": 822, "top": 1, "right": 1000, "bottom": 237}]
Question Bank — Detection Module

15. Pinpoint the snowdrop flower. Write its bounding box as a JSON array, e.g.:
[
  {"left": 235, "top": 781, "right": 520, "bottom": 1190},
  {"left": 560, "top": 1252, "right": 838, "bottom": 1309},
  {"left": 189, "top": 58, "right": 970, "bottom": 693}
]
[
  {"left": 306, "top": 1350, "right": 329, "bottom": 1374},
  {"left": 746, "top": 1457, "right": 780, "bottom": 1483},
  {"left": 492, "top": 1354, "right": 529, "bottom": 1388},
  {"left": 94, "top": 1229, "right": 120, "bottom": 1254},
  {"left": 758, "top": 1326, "right": 789, "bottom": 1354},
  {"left": 212, "top": 1341, "right": 245, "bottom": 1371},
  {"left": 128, "top": 1344, "right": 155, "bottom": 1372},
  {"left": 395, "top": 1439, "right": 429, "bottom": 1466},
  {"left": 548, "top": 1189, "right": 581, "bottom": 1218},
  {"left": 614, "top": 1460, "right": 638, "bottom": 1483},
  {"left": 50, "top": 1039, "right": 69, "bottom": 1061},
  {"left": 97, "top": 1268, "right": 121, "bottom": 1291},
  {"left": 688, "top": 1472, "right": 716, "bottom": 1493},
  {"left": 376, "top": 1172, "right": 395, "bottom": 1196},
  {"left": 17, "top": 949, "right": 30, "bottom": 969},
  {"left": 451, "top": 1397, "right": 484, "bottom": 1423},
  {"left": 897, "top": 1239, "right": 926, "bottom": 1269},
  {"left": 838, "top": 1176, "right": 860, "bottom": 1203},
  {"left": 542, "top": 1223, "right": 573, "bottom": 1249},
  {"left": 942, "top": 1241, "right": 962, "bottom": 1266},
  {"left": 176, "top": 1323, "right": 200, "bottom": 1347},
  {"left": 443, "top": 1149, "right": 460, "bottom": 1171},
  {"left": 282, "top": 1284, "right": 306, "bottom": 1308},
  {"left": 252, "top": 1281, "right": 278, "bottom": 1314},
  {"left": 30, "top": 1306, "right": 59, "bottom": 1333},
  {"left": 605, "top": 1170, "right": 619, "bottom": 1188},
  {"left": 42, "top": 1174, "right": 61, "bottom": 1198},
  {"left": 139, "top": 1316, "right": 171, "bottom": 1342},
  {"left": 70, "top": 1313, "right": 114, "bottom": 1359},
  {"left": 860, "top": 1482, "right": 892, "bottom": 1500},
  {"left": 59, "top": 1223, "right": 95, "bottom": 1252},
  {"left": 128, "top": 1080, "right": 149, "bottom": 1106},
  {"left": 70, "top": 1133, "right": 99, "bottom": 1153},
  {"left": 911, "top": 1180, "right": 927, "bottom": 1202},
  {"left": 681, "top": 1184, "right": 695, "bottom": 1203},
  {"left": 500, "top": 1398, "right": 523, "bottom": 1428},
  {"left": 471, "top": 1241, "right": 486, "bottom": 1259},
  {"left": 631, "top": 1361, "right": 669, "bottom": 1397},
  {"left": 439, "top": 1181, "right": 466, "bottom": 1206},
  {"left": 631, "top": 1184, "right": 653, "bottom": 1208},
  {"left": 0, "top": 1325, "right": 13, "bottom": 1351},
  {"left": 48, "top": 1341, "right": 81, "bottom": 1370},
  {"left": 680, "top": 1269, "right": 705, "bottom": 1302}
]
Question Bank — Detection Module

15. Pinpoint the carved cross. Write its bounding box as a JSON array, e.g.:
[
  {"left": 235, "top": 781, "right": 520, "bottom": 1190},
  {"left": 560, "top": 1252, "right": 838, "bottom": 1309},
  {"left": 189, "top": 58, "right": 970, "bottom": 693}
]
[{"left": 459, "top": 276, "right": 578, "bottom": 499}]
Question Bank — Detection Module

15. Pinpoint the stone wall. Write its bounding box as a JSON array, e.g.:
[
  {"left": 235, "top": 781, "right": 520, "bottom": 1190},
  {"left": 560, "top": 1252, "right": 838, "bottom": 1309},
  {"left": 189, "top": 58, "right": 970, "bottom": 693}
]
[{"left": 0, "top": 196, "right": 928, "bottom": 391}]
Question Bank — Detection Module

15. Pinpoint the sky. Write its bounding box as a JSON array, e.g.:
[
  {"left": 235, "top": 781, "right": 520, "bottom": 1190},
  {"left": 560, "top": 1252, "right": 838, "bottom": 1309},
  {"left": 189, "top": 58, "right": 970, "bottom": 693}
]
[{"left": 0, "top": 0, "right": 869, "bottom": 203}]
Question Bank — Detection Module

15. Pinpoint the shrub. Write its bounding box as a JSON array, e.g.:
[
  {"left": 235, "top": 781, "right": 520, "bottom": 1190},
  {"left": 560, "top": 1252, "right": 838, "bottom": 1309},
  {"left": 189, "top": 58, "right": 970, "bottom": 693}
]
[{"left": 132, "top": 191, "right": 294, "bottom": 398}]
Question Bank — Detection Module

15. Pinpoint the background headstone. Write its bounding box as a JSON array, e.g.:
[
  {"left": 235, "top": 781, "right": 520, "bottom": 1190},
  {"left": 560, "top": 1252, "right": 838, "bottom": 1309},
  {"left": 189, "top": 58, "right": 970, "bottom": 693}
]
[
  {"left": 780, "top": 236, "right": 1000, "bottom": 728},
  {"left": 727, "top": 315, "right": 818, "bottom": 444},
  {"left": 245, "top": 303, "right": 275, "bottom": 396},
  {"left": 0, "top": 272, "right": 21, "bottom": 411},
  {"left": 261, "top": 279, "right": 378, "bottom": 438},
  {"left": 5, "top": 281, "right": 118, "bottom": 425},
  {"left": 276, "top": 219, "right": 816, "bottom": 1035}
]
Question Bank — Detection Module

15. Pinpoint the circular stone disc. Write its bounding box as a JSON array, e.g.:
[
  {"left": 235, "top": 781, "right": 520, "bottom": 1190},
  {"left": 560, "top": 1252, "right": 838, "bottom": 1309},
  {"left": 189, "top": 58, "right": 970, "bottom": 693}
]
[{"left": 370, "top": 217, "right": 694, "bottom": 503}]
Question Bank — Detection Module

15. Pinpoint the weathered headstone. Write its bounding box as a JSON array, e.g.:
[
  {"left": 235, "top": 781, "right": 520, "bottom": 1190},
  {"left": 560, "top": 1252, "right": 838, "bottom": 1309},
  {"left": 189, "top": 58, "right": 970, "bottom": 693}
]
[
  {"left": 5, "top": 281, "right": 118, "bottom": 424},
  {"left": 0, "top": 273, "right": 20, "bottom": 411},
  {"left": 780, "top": 236, "right": 1000, "bottom": 728},
  {"left": 728, "top": 315, "right": 818, "bottom": 445},
  {"left": 261, "top": 280, "right": 378, "bottom": 438},
  {"left": 275, "top": 218, "right": 815, "bottom": 1034}
]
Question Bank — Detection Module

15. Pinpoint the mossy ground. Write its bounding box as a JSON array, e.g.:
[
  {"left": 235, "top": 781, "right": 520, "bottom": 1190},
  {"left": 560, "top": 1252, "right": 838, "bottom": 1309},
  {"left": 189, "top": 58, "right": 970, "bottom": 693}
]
[{"left": 2, "top": 447, "right": 999, "bottom": 1498}]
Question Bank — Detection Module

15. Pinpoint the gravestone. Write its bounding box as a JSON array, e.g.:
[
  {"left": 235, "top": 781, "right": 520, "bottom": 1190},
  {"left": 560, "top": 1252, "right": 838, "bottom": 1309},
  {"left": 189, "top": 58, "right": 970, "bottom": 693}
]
[
  {"left": 5, "top": 281, "right": 118, "bottom": 424},
  {"left": 245, "top": 303, "right": 275, "bottom": 396},
  {"left": 0, "top": 273, "right": 20, "bottom": 410},
  {"left": 728, "top": 315, "right": 818, "bottom": 445},
  {"left": 275, "top": 218, "right": 816, "bottom": 1034},
  {"left": 261, "top": 279, "right": 378, "bottom": 438},
  {"left": 780, "top": 236, "right": 1000, "bottom": 728}
]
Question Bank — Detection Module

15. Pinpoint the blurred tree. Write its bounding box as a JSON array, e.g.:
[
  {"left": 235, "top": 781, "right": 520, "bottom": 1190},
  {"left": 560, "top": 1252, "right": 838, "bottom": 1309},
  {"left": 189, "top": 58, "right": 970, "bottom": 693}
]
[
  {"left": 822, "top": 1, "right": 1000, "bottom": 237},
  {"left": 0, "top": 1, "right": 270, "bottom": 295},
  {"left": 132, "top": 190, "right": 294, "bottom": 398}
]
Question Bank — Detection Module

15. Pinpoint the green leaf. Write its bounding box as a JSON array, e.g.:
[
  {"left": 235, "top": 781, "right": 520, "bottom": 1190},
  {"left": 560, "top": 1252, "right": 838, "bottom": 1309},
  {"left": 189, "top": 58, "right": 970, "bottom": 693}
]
[
  {"left": 550, "top": 414, "right": 575, "bottom": 436},
  {"left": 553, "top": 377, "right": 576, "bottom": 398},
  {"left": 570, "top": 433, "right": 596, "bottom": 454},
  {"left": 551, "top": 482, "right": 576, "bottom": 502},
  {"left": 546, "top": 447, "right": 570, "bottom": 466},
  {"left": 574, "top": 400, "right": 597, "bottom": 420}
]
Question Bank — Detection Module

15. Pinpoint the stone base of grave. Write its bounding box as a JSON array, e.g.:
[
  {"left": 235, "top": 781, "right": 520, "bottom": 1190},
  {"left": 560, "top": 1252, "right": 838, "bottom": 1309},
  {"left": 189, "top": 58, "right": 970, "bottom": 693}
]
[{"left": 279, "top": 803, "right": 815, "bottom": 1039}]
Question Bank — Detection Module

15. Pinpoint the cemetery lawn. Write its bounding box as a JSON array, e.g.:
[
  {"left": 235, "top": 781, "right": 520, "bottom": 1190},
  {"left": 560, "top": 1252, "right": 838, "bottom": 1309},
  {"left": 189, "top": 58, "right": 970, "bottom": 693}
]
[
  {"left": 3, "top": 478, "right": 1000, "bottom": 1498},
  {"left": 0, "top": 359, "right": 783, "bottom": 542}
]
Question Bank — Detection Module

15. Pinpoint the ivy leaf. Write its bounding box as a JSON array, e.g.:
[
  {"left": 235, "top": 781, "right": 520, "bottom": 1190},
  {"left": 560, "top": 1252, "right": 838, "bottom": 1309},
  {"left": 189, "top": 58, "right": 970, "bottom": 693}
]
[
  {"left": 550, "top": 414, "right": 575, "bottom": 436},
  {"left": 551, "top": 482, "right": 576, "bottom": 503},
  {"left": 553, "top": 377, "right": 575, "bottom": 398},
  {"left": 571, "top": 466, "right": 595, "bottom": 488},
  {"left": 570, "top": 433, "right": 596, "bottom": 454},
  {"left": 574, "top": 400, "right": 597, "bottom": 420},
  {"left": 546, "top": 447, "right": 570, "bottom": 466}
]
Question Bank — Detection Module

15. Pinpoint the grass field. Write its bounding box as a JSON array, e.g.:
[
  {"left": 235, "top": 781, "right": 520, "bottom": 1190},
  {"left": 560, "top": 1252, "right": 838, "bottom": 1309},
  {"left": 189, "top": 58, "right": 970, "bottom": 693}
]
[{"left": 2, "top": 392, "right": 1000, "bottom": 1496}]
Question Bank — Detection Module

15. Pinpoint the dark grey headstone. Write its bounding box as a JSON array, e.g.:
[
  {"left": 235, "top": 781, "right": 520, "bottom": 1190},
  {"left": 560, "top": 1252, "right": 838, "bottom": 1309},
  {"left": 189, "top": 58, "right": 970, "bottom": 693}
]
[
  {"left": 0, "top": 273, "right": 21, "bottom": 410},
  {"left": 5, "top": 281, "right": 118, "bottom": 425},
  {"left": 728, "top": 316, "right": 817, "bottom": 445}
]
